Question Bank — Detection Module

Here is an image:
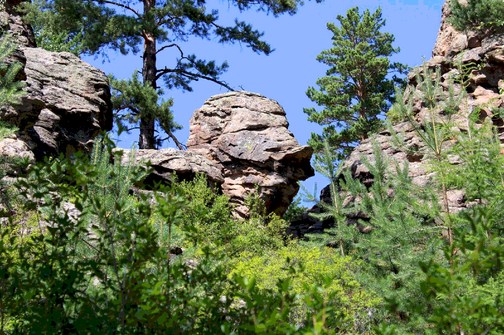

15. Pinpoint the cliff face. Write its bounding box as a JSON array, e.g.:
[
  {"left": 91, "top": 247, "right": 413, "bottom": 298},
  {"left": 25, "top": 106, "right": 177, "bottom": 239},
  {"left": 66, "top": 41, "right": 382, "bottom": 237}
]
[{"left": 288, "top": 1, "right": 504, "bottom": 238}]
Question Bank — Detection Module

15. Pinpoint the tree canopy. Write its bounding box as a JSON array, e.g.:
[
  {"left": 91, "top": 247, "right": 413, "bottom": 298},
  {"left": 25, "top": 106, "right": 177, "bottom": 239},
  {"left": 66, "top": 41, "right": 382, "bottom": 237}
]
[{"left": 304, "top": 6, "right": 407, "bottom": 160}]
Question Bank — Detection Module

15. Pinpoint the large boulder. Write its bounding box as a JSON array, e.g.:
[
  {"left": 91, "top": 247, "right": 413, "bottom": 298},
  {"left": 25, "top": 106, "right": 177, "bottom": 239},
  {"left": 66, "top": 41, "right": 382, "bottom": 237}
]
[
  {"left": 0, "top": 9, "right": 112, "bottom": 162},
  {"left": 186, "top": 91, "right": 314, "bottom": 218},
  {"left": 288, "top": 0, "right": 504, "bottom": 238}
]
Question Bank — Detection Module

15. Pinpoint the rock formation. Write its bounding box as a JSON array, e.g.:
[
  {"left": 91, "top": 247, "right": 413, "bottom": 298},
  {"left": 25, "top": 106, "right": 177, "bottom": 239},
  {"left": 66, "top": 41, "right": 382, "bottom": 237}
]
[
  {"left": 0, "top": 8, "right": 112, "bottom": 162},
  {"left": 0, "top": 2, "right": 36, "bottom": 48},
  {"left": 125, "top": 92, "right": 314, "bottom": 218},
  {"left": 186, "top": 91, "right": 314, "bottom": 218},
  {"left": 288, "top": 0, "right": 504, "bottom": 238}
]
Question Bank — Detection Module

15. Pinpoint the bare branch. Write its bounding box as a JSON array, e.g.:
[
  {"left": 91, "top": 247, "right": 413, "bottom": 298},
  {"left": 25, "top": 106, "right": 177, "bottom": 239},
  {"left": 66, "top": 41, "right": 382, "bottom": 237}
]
[
  {"left": 113, "top": 105, "right": 140, "bottom": 115},
  {"left": 166, "top": 129, "right": 185, "bottom": 150},
  {"left": 156, "top": 43, "right": 184, "bottom": 56},
  {"left": 156, "top": 67, "right": 235, "bottom": 91},
  {"left": 157, "top": 15, "right": 178, "bottom": 27}
]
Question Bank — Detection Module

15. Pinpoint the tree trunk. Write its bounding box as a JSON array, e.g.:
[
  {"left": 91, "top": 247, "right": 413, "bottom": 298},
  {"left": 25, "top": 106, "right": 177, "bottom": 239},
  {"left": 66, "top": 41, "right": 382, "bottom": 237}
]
[{"left": 139, "top": 0, "right": 157, "bottom": 149}]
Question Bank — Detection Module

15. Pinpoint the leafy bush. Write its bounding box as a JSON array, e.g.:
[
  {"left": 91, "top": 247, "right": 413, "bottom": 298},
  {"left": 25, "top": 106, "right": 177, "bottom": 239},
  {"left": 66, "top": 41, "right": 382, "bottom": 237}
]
[
  {"left": 283, "top": 196, "right": 307, "bottom": 223},
  {"left": 230, "top": 244, "right": 380, "bottom": 333},
  {"left": 169, "top": 176, "right": 287, "bottom": 256}
]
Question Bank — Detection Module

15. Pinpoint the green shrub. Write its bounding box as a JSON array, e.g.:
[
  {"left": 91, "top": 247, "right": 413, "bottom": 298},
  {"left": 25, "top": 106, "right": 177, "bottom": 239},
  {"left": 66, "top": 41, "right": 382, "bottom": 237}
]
[
  {"left": 230, "top": 244, "right": 380, "bottom": 333},
  {"left": 449, "top": 0, "right": 504, "bottom": 31},
  {"left": 284, "top": 196, "right": 307, "bottom": 223},
  {"left": 0, "top": 32, "right": 26, "bottom": 108},
  {"left": 169, "top": 176, "right": 287, "bottom": 256}
]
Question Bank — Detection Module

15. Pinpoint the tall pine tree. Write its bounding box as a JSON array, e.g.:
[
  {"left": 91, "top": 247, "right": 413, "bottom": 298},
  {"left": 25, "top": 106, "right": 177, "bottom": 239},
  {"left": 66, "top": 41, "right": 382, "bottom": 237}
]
[
  {"left": 304, "top": 6, "right": 407, "bottom": 160},
  {"left": 19, "top": 0, "right": 318, "bottom": 149}
]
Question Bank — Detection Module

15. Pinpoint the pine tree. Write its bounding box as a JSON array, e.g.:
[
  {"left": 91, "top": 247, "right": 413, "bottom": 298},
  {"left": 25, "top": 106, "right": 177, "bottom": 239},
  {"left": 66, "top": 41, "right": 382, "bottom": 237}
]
[
  {"left": 19, "top": 0, "right": 318, "bottom": 149},
  {"left": 449, "top": 0, "right": 504, "bottom": 31},
  {"left": 109, "top": 72, "right": 183, "bottom": 149},
  {"left": 389, "top": 62, "right": 467, "bottom": 247},
  {"left": 304, "top": 6, "right": 408, "bottom": 160},
  {"left": 0, "top": 30, "right": 26, "bottom": 211},
  {"left": 301, "top": 140, "right": 358, "bottom": 256},
  {"left": 0, "top": 32, "right": 26, "bottom": 108}
]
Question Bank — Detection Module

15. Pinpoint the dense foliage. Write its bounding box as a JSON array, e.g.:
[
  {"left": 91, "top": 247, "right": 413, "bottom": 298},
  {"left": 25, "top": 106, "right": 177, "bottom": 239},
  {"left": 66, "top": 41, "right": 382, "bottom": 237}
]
[
  {"left": 304, "top": 6, "right": 407, "bottom": 160},
  {"left": 2, "top": 118, "right": 503, "bottom": 333},
  {"left": 300, "top": 60, "right": 504, "bottom": 332},
  {"left": 0, "top": 137, "right": 348, "bottom": 333}
]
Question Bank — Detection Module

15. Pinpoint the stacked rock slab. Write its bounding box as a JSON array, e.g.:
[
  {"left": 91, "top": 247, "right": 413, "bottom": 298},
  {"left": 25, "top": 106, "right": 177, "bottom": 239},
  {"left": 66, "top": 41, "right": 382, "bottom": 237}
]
[
  {"left": 115, "top": 148, "right": 224, "bottom": 186},
  {"left": 288, "top": 0, "right": 504, "bottom": 238},
  {"left": 0, "top": 6, "right": 112, "bottom": 163},
  {"left": 186, "top": 91, "right": 314, "bottom": 218}
]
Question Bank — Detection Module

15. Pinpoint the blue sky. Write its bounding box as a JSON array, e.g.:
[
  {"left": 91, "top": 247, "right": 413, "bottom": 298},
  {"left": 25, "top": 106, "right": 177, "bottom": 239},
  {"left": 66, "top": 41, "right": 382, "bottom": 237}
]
[{"left": 83, "top": 0, "right": 445, "bottom": 204}]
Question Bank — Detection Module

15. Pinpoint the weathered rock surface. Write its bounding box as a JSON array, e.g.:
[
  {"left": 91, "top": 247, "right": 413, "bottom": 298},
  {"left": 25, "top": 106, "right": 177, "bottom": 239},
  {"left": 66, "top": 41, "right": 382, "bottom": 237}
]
[
  {"left": 288, "top": 0, "right": 504, "bottom": 239},
  {"left": 186, "top": 91, "right": 314, "bottom": 218},
  {"left": 116, "top": 148, "right": 224, "bottom": 186},
  {"left": 0, "top": 9, "right": 112, "bottom": 162}
]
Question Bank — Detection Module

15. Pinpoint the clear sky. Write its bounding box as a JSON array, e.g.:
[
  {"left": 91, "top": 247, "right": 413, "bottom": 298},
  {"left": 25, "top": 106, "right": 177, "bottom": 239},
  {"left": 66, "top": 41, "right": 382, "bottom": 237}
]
[{"left": 83, "top": 0, "right": 445, "bottom": 205}]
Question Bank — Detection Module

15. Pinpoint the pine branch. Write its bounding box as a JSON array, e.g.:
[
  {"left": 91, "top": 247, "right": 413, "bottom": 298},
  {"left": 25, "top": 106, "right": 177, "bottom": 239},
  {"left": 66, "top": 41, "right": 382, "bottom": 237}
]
[
  {"left": 160, "top": 129, "right": 185, "bottom": 150},
  {"left": 96, "top": 0, "right": 142, "bottom": 18}
]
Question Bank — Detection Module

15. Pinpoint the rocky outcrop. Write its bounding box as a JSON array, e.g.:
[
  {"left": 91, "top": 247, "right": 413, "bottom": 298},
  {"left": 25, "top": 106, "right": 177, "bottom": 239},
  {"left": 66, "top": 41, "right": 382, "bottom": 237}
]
[
  {"left": 115, "top": 92, "right": 313, "bottom": 218},
  {"left": 1, "top": 8, "right": 311, "bottom": 218},
  {"left": 0, "top": 9, "right": 112, "bottom": 162},
  {"left": 186, "top": 91, "right": 314, "bottom": 218},
  {"left": 288, "top": 0, "right": 504, "bottom": 239}
]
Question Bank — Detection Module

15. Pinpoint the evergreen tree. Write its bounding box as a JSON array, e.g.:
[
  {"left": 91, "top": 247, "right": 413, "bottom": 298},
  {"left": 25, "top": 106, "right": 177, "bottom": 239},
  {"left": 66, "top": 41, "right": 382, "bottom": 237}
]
[
  {"left": 304, "top": 6, "right": 408, "bottom": 160},
  {"left": 449, "top": 0, "right": 504, "bottom": 31},
  {"left": 0, "top": 32, "right": 25, "bottom": 108},
  {"left": 0, "top": 29, "right": 27, "bottom": 211},
  {"left": 19, "top": 0, "right": 318, "bottom": 149},
  {"left": 389, "top": 62, "right": 467, "bottom": 247},
  {"left": 301, "top": 140, "right": 358, "bottom": 256},
  {"left": 109, "top": 72, "right": 183, "bottom": 149}
]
